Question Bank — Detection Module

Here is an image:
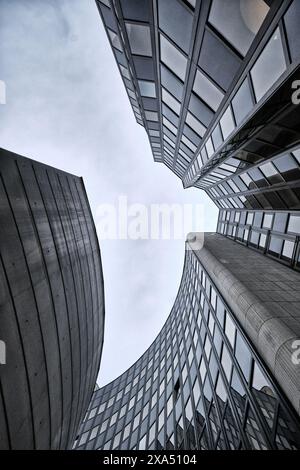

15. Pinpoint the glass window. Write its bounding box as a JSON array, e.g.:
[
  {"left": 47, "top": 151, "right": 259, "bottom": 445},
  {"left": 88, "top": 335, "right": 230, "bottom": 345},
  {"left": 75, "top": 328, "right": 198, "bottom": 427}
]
[
  {"left": 162, "top": 88, "right": 180, "bottom": 115},
  {"left": 90, "top": 425, "right": 99, "bottom": 440},
  {"left": 232, "top": 78, "right": 253, "bottom": 125},
  {"left": 120, "top": 0, "right": 150, "bottom": 21},
  {"left": 158, "top": 0, "right": 193, "bottom": 54},
  {"left": 220, "top": 106, "right": 235, "bottom": 140},
  {"left": 260, "top": 161, "right": 278, "bottom": 178},
  {"left": 284, "top": 0, "right": 300, "bottom": 63},
  {"left": 273, "top": 154, "right": 299, "bottom": 181},
  {"left": 212, "top": 124, "right": 223, "bottom": 150},
  {"left": 163, "top": 116, "right": 177, "bottom": 135},
  {"left": 125, "top": 23, "right": 152, "bottom": 56},
  {"left": 145, "top": 110, "right": 158, "bottom": 121},
  {"left": 186, "top": 112, "right": 206, "bottom": 137},
  {"left": 182, "top": 135, "right": 197, "bottom": 152},
  {"left": 193, "top": 69, "right": 224, "bottom": 111},
  {"left": 199, "top": 29, "right": 241, "bottom": 91},
  {"left": 108, "top": 29, "right": 123, "bottom": 51},
  {"left": 160, "top": 64, "right": 183, "bottom": 100},
  {"left": 235, "top": 332, "right": 252, "bottom": 381},
  {"left": 288, "top": 215, "right": 300, "bottom": 234},
  {"left": 225, "top": 313, "right": 236, "bottom": 348},
  {"left": 293, "top": 148, "right": 300, "bottom": 164},
  {"left": 240, "top": 172, "right": 252, "bottom": 187},
  {"left": 250, "top": 28, "right": 286, "bottom": 102},
  {"left": 262, "top": 213, "right": 273, "bottom": 229},
  {"left": 149, "top": 129, "right": 160, "bottom": 137},
  {"left": 189, "top": 93, "right": 214, "bottom": 127},
  {"left": 273, "top": 212, "right": 287, "bottom": 232},
  {"left": 282, "top": 240, "right": 294, "bottom": 259},
  {"left": 209, "top": 0, "right": 269, "bottom": 56},
  {"left": 160, "top": 34, "right": 187, "bottom": 81},
  {"left": 138, "top": 80, "right": 156, "bottom": 97},
  {"left": 221, "top": 344, "right": 232, "bottom": 381},
  {"left": 205, "top": 138, "right": 214, "bottom": 158}
]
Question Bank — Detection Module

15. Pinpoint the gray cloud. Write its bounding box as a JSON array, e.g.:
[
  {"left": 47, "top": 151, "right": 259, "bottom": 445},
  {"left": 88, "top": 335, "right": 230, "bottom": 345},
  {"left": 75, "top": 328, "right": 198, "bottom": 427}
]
[{"left": 0, "top": 0, "right": 218, "bottom": 385}]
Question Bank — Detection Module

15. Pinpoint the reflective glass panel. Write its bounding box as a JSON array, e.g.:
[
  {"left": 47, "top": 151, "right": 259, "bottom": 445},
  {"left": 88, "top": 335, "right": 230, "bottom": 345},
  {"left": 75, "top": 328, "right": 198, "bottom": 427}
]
[
  {"left": 138, "top": 80, "right": 156, "bottom": 97},
  {"left": 209, "top": 0, "right": 269, "bottom": 56},
  {"left": 160, "top": 35, "right": 187, "bottom": 81},
  {"left": 158, "top": 0, "right": 193, "bottom": 54},
  {"left": 250, "top": 28, "right": 286, "bottom": 102},
  {"left": 220, "top": 106, "right": 235, "bottom": 140},
  {"left": 193, "top": 69, "right": 224, "bottom": 111},
  {"left": 125, "top": 23, "right": 152, "bottom": 56}
]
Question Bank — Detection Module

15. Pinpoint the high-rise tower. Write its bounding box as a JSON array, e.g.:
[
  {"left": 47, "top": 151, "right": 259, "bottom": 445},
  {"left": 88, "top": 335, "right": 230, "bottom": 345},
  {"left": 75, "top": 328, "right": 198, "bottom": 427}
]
[{"left": 0, "top": 148, "right": 105, "bottom": 449}]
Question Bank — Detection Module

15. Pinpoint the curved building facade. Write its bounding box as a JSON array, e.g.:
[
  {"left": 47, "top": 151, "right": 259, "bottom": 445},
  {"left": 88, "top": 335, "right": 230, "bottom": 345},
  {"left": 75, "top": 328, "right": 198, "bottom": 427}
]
[
  {"left": 0, "top": 148, "right": 105, "bottom": 449},
  {"left": 74, "top": 234, "right": 300, "bottom": 451}
]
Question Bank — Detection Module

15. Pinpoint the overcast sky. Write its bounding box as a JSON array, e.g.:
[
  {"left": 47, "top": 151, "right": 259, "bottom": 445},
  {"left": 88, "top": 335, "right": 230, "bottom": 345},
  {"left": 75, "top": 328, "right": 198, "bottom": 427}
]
[{"left": 0, "top": 0, "right": 218, "bottom": 386}]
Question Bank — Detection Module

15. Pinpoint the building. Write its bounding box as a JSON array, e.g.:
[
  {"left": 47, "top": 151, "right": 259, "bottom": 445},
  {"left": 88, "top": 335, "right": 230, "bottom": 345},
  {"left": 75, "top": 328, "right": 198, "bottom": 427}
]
[
  {"left": 74, "top": 233, "right": 300, "bottom": 450},
  {"left": 96, "top": 0, "right": 300, "bottom": 190},
  {"left": 71, "top": 0, "right": 300, "bottom": 451},
  {"left": 0, "top": 148, "right": 105, "bottom": 449}
]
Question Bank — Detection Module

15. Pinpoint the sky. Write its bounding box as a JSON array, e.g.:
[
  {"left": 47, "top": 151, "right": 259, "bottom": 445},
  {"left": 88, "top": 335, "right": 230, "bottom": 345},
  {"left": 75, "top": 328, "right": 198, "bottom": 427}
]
[{"left": 0, "top": 0, "right": 218, "bottom": 386}]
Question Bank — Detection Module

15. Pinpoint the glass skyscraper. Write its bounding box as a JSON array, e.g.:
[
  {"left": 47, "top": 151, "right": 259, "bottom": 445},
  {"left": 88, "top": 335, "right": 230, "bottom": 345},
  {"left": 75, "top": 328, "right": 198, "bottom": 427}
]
[{"left": 72, "top": 0, "right": 300, "bottom": 451}]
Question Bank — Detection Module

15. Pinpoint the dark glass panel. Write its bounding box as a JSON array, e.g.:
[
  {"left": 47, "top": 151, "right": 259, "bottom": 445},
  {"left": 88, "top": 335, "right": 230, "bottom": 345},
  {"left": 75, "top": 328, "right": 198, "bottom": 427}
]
[
  {"left": 198, "top": 30, "right": 241, "bottom": 91},
  {"left": 232, "top": 78, "right": 254, "bottom": 125},
  {"left": 158, "top": 0, "right": 193, "bottom": 54}
]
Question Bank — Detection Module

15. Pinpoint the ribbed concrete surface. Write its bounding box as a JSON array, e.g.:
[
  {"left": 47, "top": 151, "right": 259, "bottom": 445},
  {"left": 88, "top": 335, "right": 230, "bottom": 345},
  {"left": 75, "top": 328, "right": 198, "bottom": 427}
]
[{"left": 0, "top": 148, "right": 105, "bottom": 449}]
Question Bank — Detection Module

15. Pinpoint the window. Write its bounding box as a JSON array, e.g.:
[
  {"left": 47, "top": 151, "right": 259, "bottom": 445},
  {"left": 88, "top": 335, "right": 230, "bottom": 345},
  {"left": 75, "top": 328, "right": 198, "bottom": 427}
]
[
  {"left": 160, "top": 64, "right": 183, "bottom": 100},
  {"left": 125, "top": 23, "right": 152, "bottom": 56},
  {"left": 212, "top": 125, "right": 223, "bottom": 150},
  {"left": 189, "top": 93, "right": 213, "bottom": 127},
  {"left": 220, "top": 106, "right": 235, "bottom": 140},
  {"left": 193, "top": 69, "right": 224, "bottom": 111},
  {"left": 284, "top": 0, "right": 300, "bottom": 62},
  {"left": 260, "top": 161, "right": 278, "bottom": 178},
  {"left": 199, "top": 29, "right": 241, "bottom": 91},
  {"left": 186, "top": 112, "right": 206, "bottom": 137},
  {"left": 163, "top": 117, "right": 177, "bottom": 135},
  {"left": 162, "top": 88, "right": 181, "bottom": 115},
  {"left": 145, "top": 110, "right": 158, "bottom": 121},
  {"left": 209, "top": 0, "right": 269, "bottom": 56},
  {"left": 235, "top": 332, "right": 252, "bottom": 381},
  {"left": 288, "top": 215, "right": 300, "bottom": 234},
  {"left": 149, "top": 129, "right": 160, "bottom": 137},
  {"left": 282, "top": 240, "right": 294, "bottom": 259},
  {"left": 138, "top": 80, "right": 156, "bottom": 97},
  {"left": 232, "top": 78, "right": 253, "bottom": 125},
  {"left": 240, "top": 172, "right": 252, "bottom": 188},
  {"left": 108, "top": 29, "right": 123, "bottom": 51},
  {"left": 262, "top": 213, "right": 273, "bottom": 229},
  {"left": 250, "top": 28, "right": 286, "bottom": 102},
  {"left": 158, "top": 0, "right": 193, "bottom": 54},
  {"left": 205, "top": 138, "right": 214, "bottom": 158},
  {"left": 160, "top": 34, "right": 187, "bottom": 81},
  {"left": 225, "top": 313, "right": 236, "bottom": 348},
  {"left": 221, "top": 344, "right": 232, "bottom": 381},
  {"left": 90, "top": 425, "right": 99, "bottom": 441}
]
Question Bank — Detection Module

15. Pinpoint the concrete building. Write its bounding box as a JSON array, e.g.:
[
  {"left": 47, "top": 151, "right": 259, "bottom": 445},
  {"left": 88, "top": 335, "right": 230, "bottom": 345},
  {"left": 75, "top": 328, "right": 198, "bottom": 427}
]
[
  {"left": 0, "top": 148, "right": 105, "bottom": 449},
  {"left": 74, "top": 233, "right": 300, "bottom": 450},
  {"left": 96, "top": 0, "right": 300, "bottom": 189},
  {"left": 70, "top": 0, "right": 300, "bottom": 451}
]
